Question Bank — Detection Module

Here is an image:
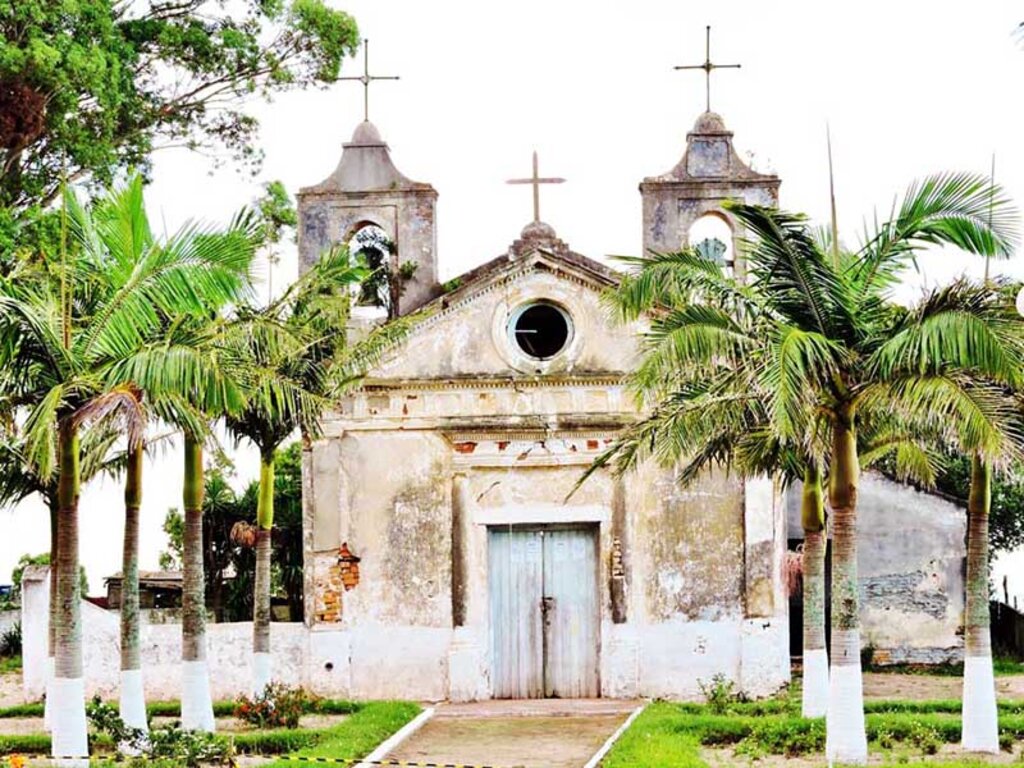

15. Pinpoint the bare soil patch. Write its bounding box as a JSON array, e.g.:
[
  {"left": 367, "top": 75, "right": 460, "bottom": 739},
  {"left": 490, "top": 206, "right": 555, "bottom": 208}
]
[
  {"left": 388, "top": 714, "right": 626, "bottom": 768},
  {"left": 863, "top": 672, "right": 1024, "bottom": 700},
  {"left": 0, "top": 672, "right": 26, "bottom": 708}
]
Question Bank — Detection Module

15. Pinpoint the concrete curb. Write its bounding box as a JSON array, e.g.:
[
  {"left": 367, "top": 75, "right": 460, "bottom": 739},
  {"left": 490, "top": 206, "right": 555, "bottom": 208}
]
[
  {"left": 582, "top": 701, "right": 646, "bottom": 768},
  {"left": 357, "top": 705, "right": 436, "bottom": 768}
]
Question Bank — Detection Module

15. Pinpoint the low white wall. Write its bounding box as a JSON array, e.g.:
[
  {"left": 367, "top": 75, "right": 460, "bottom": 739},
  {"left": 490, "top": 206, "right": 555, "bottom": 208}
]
[
  {"left": 21, "top": 576, "right": 790, "bottom": 703},
  {"left": 21, "top": 575, "right": 309, "bottom": 701}
]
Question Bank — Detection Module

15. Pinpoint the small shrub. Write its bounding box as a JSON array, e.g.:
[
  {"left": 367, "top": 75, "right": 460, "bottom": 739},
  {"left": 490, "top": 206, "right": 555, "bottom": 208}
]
[
  {"left": 86, "top": 696, "right": 147, "bottom": 747},
  {"left": 1000, "top": 731, "right": 1015, "bottom": 752},
  {"left": 697, "top": 674, "right": 737, "bottom": 715},
  {"left": 147, "top": 724, "right": 234, "bottom": 767},
  {"left": 87, "top": 695, "right": 233, "bottom": 768},
  {"left": 906, "top": 721, "right": 942, "bottom": 755},
  {"left": 235, "top": 682, "right": 307, "bottom": 730},
  {"left": 876, "top": 726, "right": 896, "bottom": 750},
  {"left": 0, "top": 622, "right": 21, "bottom": 657}
]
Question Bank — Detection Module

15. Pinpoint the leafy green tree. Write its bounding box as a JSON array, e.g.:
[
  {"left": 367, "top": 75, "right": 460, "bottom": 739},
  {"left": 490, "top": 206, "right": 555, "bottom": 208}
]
[
  {"left": 156, "top": 444, "right": 306, "bottom": 622},
  {"left": 254, "top": 181, "right": 298, "bottom": 302},
  {"left": 159, "top": 508, "right": 185, "bottom": 571},
  {"left": 0, "top": 0, "right": 360, "bottom": 219},
  {"left": 595, "top": 173, "right": 1019, "bottom": 763}
]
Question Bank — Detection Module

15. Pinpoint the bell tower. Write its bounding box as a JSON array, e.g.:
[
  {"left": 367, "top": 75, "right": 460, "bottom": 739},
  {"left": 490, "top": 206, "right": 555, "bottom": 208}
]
[
  {"left": 639, "top": 111, "right": 780, "bottom": 272},
  {"left": 297, "top": 120, "right": 439, "bottom": 316}
]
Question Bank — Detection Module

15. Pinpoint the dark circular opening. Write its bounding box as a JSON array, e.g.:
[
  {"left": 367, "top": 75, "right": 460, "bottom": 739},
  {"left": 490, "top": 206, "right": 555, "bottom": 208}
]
[
  {"left": 324, "top": 661, "right": 334, "bottom": 671},
  {"left": 512, "top": 303, "right": 571, "bottom": 360}
]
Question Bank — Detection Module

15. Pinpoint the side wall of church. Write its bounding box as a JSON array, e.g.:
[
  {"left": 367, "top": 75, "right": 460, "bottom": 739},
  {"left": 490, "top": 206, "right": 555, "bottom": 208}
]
[{"left": 786, "top": 471, "right": 966, "bottom": 665}]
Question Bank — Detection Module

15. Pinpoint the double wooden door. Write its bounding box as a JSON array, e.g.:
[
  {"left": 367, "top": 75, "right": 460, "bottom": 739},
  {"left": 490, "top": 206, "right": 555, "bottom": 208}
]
[{"left": 488, "top": 525, "right": 599, "bottom": 698}]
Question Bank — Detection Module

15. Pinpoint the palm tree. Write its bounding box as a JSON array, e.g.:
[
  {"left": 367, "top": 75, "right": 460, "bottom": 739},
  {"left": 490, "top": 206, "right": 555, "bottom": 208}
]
[
  {"left": 0, "top": 426, "right": 118, "bottom": 731},
  {"left": 224, "top": 247, "right": 403, "bottom": 693},
  {"left": 871, "top": 280, "right": 1024, "bottom": 752},
  {"left": 0, "top": 176, "right": 254, "bottom": 757},
  {"left": 594, "top": 173, "right": 1018, "bottom": 764}
]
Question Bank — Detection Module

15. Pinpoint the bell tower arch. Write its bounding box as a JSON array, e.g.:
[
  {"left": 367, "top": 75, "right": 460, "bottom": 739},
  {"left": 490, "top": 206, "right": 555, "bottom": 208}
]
[
  {"left": 297, "top": 120, "right": 439, "bottom": 316},
  {"left": 639, "top": 111, "right": 780, "bottom": 273}
]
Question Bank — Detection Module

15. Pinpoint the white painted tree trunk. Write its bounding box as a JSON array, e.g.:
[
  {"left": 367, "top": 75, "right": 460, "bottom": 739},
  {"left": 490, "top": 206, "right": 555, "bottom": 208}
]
[
  {"left": 962, "top": 458, "right": 998, "bottom": 752},
  {"left": 801, "top": 523, "right": 828, "bottom": 718},
  {"left": 51, "top": 676, "right": 88, "bottom": 768},
  {"left": 825, "top": 416, "right": 867, "bottom": 764},
  {"left": 181, "top": 660, "right": 216, "bottom": 732},
  {"left": 825, "top": 656, "right": 868, "bottom": 763},
  {"left": 119, "top": 669, "right": 148, "bottom": 732},
  {"left": 802, "top": 647, "right": 829, "bottom": 718},
  {"left": 962, "top": 656, "right": 998, "bottom": 752},
  {"left": 253, "top": 652, "right": 273, "bottom": 696}
]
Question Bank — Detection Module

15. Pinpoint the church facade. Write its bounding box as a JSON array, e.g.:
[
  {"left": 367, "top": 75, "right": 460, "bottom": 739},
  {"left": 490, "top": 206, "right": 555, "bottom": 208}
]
[{"left": 296, "top": 112, "right": 795, "bottom": 701}]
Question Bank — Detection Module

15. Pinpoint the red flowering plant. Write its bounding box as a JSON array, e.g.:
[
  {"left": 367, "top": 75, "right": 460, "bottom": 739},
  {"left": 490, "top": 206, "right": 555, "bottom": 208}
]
[{"left": 234, "top": 682, "right": 307, "bottom": 729}]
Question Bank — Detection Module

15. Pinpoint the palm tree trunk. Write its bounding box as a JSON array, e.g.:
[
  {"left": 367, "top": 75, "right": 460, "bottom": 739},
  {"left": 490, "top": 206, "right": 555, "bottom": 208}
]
[
  {"left": 252, "top": 450, "right": 275, "bottom": 694},
  {"left": 44, "top": 497, "right": 58, "bottom": 732},
  {"left": 825, "top": 407, "right": 867, "bottom": 763},
  {"left": 119, "top": 444, "right": 147, "bottom": 732},
  {"left": 52, "top": 420, "right": 88, "bottom": 766},
  {"left": 801, "top": 464, "right": 828, "bottom": 718},
  {"left": 181, "top": 434, "right": 215, "bottom": 732},
  {"left": 962, "top": 455, "right": 998, "bottom": 752}
]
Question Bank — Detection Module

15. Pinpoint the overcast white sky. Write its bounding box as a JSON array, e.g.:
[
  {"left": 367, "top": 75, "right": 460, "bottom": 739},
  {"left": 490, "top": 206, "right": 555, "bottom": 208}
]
[{"left": 3, "top": 1, "right": 1024, "bottom": 601}]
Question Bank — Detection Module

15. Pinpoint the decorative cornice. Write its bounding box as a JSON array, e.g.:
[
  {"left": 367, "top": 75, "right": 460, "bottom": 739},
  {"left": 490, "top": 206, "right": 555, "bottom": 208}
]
[{"left": 358, "top": 374, "right": 627, "bottom": 392}]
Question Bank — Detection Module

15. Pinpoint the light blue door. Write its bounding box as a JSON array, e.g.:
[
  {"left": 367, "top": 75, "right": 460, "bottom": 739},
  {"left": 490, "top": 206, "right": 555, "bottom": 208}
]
[
  {"left": 488, "top": 526, "right": 599, "bottom": 698},
  {"left": 543, "top": 528, "right": 600, "bottom": 697}
]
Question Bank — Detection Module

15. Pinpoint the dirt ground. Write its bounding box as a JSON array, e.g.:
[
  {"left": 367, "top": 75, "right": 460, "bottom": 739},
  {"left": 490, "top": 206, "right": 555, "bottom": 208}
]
[
  {"left": 387, "top": 701, "right": 638, "bottom": 768},
  {"left": 0, "top": 672, "right": 22, "bottom": 708},
  {"left": 863, "top": 672, "right": 1024, "bottom": 700}
]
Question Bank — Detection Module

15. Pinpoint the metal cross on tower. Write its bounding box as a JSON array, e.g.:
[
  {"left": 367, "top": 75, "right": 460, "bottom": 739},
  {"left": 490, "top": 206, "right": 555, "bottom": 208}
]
[
  {"left": 506, "top": 152, "right": 565, "bottom": 224},
  {"left": 339, "top": 39, "right": 399, "bottom": 122},
  {"left": 674, "top": 26, "right": 740, "bottom": 113}
]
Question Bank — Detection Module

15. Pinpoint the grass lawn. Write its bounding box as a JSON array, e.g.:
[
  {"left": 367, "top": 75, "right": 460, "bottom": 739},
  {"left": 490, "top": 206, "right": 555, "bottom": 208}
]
[
  {"left": 0, "top": 700, "right": 421, "bottom": 764},
  {"left": 0, "top": 656, "right": 20, "bottom": 675},
  {"left": 260, "top": 700, "right": 421, "bottom": 767},
  {"left": 603, "top": 694, "right": 1024, "bottom": 768}
]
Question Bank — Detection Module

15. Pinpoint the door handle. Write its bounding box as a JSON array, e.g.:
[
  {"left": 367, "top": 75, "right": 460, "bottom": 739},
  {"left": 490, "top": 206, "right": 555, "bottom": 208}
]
[{"left": 541, "top": 596, "right": 555, "bottom": 626}]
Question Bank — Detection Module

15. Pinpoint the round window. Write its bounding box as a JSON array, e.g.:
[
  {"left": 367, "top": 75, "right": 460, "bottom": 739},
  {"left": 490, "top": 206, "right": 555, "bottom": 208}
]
[{"left": 509, "top": 302, "right": 573, "bottom": 360}]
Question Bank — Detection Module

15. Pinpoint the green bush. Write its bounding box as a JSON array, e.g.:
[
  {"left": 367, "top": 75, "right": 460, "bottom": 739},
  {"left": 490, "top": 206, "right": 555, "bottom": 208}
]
[
  {"left": 737, "top": 717, "right": 826, "bottom": 757},
  {"left": 697, "top": 674, "right": 738, "bottom": 715}
]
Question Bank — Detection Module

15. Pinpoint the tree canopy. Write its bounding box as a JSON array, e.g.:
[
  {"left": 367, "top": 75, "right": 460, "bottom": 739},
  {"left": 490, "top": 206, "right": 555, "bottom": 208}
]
[{"left": 0, "top": 0, "right": 359, "bottom": 218}]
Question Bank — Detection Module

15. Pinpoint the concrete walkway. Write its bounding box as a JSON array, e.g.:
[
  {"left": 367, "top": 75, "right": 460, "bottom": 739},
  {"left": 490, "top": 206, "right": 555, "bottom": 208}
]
[{"left": 386, "top": 699, "right": 639, "bottom": 768}]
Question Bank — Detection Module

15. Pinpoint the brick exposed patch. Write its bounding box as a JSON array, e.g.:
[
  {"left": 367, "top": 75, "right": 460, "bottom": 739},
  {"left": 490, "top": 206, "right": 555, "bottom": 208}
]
[{"left": 314, "top": 555, "right": 344, "bottom": 623}]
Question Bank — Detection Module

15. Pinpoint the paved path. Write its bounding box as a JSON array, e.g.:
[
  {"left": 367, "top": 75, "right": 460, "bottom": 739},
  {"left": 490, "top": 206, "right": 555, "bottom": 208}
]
[{"left": 386, "top": 700, "right": 638, "bottom": 768}]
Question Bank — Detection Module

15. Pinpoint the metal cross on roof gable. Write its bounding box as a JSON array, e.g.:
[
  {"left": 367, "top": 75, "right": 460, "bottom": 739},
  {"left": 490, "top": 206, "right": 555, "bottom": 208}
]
[
  {"left": 339, "top": 39, "right": 400, "bottom": 122},
  {"left": 674, "top": 26, "right": 741, "bottom": 113},
  {"left": 506, "top": 151, "right": 565, "bottom": 224}
]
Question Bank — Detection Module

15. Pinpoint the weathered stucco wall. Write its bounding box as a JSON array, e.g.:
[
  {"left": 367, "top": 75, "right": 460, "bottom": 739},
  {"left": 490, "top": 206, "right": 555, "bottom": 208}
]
[{"left": 787, "top": 470, "right": 966, "bottom": 664}]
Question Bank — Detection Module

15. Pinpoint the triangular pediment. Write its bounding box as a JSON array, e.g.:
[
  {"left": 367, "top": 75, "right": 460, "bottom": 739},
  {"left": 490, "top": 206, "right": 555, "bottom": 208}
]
[{"left": 365, "top": 248, "right": 643, "bottom": 383}]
